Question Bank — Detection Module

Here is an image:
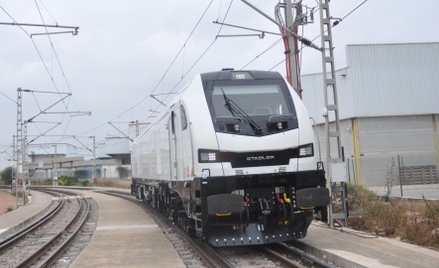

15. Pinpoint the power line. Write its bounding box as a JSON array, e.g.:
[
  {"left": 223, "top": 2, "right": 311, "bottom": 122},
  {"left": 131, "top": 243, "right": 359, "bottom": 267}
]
[
  {"left": 149, "top": 0, "right": 216, "bottom": 97},
  {"left": 34, "top": 0, "right": 80, "bottom": 134},
  {"left": 240, "top": 37, "right": 283, "bottom": 70},
  {"left": 340, "top": 0, "right": 369, "bottom": 22},
  {"left": 75, "top": 0, "right": 225, "bottom": 138},
  {"left": 0, "top": 3, "right": 90, "bottom": 154},
  {"left": 268, "top": 0, "right": 371, "bottom": 71},
  {"left": 168, "top": 0, "right": 234, "bottom": 95},
  {"left": 0, "top": 5, "right": 74, "bottom": 107},
  {"left": 127, "top": 0, "right": 235, "bottom": 135},
  {"left": 0, "top": 91, "right": 17, "bottom": 104}
]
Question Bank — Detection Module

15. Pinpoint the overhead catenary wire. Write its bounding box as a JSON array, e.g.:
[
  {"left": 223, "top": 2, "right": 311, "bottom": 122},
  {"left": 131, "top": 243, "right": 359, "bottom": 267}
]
[
  {"left": 338, "top": 0, "right": 369, "bottom": 23},
  {"left": 76, "top": 0, "right": 231, "bottom": 139},
  {"left": 0, "top": 5, "right": 71, "bottom": 110},
  {"left": 0, "top": 3, "right": 81, "bottom": 151},
  {"left": 0, "top": 91, "right": 17, "bottom": 104},
  {"left": 34, "top": 0, "right": 80, "bottom": 135},
  {"left": 268, "top": 0, "right": 371, "bottom": 71},
  {"left": 240, "top": 37, "right": 283, "bottom": 70},
  {"left": 160, "top": 0, "right": 234, "bottom": 97},
  {"left": 97, "top": 0, "right": 236, "bottom": 139}
]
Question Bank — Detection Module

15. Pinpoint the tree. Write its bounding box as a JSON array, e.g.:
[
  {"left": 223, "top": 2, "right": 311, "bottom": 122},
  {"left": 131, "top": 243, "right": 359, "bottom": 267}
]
[
  {"left": 116, "top": 166, "right": 129, "bottom": 179},
  {"left": 0, "top": 166, "right": 13, "bottom": 185}
]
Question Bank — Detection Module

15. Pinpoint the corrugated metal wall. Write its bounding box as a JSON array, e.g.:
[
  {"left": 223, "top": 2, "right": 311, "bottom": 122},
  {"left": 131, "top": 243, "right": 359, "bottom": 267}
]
[
  {"left": 301, "top": 42, "right": 439, "bottom": 124},
  {"left": 300, "top": 43, "right": 439, "bottom": 196}
]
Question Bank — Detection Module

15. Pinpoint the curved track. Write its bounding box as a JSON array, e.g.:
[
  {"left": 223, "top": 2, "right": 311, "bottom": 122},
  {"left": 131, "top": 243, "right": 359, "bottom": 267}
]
[{"left": 0, "top": 189, "right": 90, "bottom": 268}]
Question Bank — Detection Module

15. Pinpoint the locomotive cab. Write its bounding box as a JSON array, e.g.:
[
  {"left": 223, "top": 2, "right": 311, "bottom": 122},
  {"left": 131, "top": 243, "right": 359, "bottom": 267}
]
[{"left": 193, "top": 70, "right": 329, "bottom": 246}]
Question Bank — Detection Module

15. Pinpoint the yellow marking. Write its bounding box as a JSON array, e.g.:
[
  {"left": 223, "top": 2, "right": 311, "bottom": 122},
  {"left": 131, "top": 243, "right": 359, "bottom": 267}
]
[
  {"left": 216, "top": 213, "right": 231, "bottom": 216},
  {"left": 300, "top": 206, "right": 315, "bottom": 210}
]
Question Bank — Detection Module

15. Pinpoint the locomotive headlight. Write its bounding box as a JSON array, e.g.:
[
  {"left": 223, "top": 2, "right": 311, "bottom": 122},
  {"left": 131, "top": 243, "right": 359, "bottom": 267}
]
[
  {"left": 234, "top": 124, "right": 240, "bottom": 132},
  {"left": 198, "top": 149, "right": 221, "bottom": 163},
  {"left": 296, "top": 143, "right": 314, "bottom": 158},
  {"left": 198, "top": 149, "right": 229, "bottom": 163},
  {"left": 277, "top": 122, "right": 283, "bottom": 130}
]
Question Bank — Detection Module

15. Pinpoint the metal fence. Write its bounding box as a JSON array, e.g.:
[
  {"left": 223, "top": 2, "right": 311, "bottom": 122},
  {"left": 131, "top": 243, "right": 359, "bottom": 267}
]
[{"left": 347, "top": 155, "right": 439, "bottom": 200}]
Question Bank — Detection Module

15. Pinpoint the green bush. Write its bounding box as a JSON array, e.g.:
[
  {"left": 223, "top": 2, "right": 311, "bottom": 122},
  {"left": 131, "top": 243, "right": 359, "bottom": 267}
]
[
  {"left": 116, "top": 166, "right": 129, "bottom": 178},
  {"left": 11, "top": 191, "right": 23, "bottom": 197},
  {"left": 58, "top": 176, "right": 78, "bottom": 186},
  {"left": 80, "top": 180, "right": 90, "bottom": 187},
  {"left": 0, "top": 166, "right": 14, "bottom": 185}
]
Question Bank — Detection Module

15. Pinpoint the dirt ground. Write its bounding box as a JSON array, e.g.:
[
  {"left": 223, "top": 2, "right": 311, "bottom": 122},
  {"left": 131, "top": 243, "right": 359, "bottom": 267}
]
[{"left": 0, "top": 191, "right": 18, "bottom": 216}]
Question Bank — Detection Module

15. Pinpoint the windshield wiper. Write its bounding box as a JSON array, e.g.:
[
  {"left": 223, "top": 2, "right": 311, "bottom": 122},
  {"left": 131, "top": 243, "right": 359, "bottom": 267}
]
[{"left": 220, "top": 88, "right": 263, "bottom": 135}]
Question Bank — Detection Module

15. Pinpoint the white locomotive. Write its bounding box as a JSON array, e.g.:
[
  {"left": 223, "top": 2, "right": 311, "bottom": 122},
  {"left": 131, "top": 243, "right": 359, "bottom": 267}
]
[{"left": 131, "top": 69, "right": 328, "bottom": 247}]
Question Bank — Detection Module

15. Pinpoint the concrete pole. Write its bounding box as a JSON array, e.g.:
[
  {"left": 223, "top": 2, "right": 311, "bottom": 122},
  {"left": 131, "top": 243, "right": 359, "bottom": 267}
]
[
  {"left": 54, "top": 144, "right": 57, "bottom": 182},
  {"left": 433, "top": 115, "right": 439, "bottom": 180},
  {"left": 284, "top": 0, "right": 299, "bottom": 92},
  {"left": 11, "top": 135, "right": 15, "bottom": 192},
  {"left": 92, "top": 136, "right": 96, "bottom": 186}
]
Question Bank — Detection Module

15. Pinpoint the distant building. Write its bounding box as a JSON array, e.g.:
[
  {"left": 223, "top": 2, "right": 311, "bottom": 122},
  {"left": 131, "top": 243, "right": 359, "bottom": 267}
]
[
  {"left": 26, "top": 138, "right": 132, "bottom": 181},
  {"left": 28, "top": 143, "right": 77, "bottom": 167},
  {"left": 301, "top": 42, "right": 439, "bottom": 187},
  {"left": 99, "top": 137, "right": 131, "bottom": 165}
]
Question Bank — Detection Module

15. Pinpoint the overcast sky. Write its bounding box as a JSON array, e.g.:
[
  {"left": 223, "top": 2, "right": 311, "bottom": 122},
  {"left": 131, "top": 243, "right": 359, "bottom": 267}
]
[{"left": 0, "top": 0, "right": 438, "bottom": 170}]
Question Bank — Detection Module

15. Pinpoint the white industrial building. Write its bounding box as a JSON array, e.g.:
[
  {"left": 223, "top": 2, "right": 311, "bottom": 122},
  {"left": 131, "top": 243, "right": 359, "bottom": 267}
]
[
  {"left": 25, "top": 139, "right": 132, "bottom": 181},
  {"left": 21, "top": 122, "right": 151, "bottom": 181},
  {"left": 301, "top": 42, "right": 439, "bottom": 188}
]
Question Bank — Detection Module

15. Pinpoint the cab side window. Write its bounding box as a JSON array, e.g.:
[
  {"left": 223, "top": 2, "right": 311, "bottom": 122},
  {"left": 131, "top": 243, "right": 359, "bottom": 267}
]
[{"left": 181, "top": 105, "right": 188, "bottom": 130}]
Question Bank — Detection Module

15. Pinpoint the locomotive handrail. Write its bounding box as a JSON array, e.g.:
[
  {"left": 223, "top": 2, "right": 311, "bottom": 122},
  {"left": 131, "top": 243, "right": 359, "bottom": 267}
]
[
  {"left": 268, "top": 113, "right": 296, "bottom": 121},
  {"left": 214, "top": 115, "right": 244, "bottom": 122}
]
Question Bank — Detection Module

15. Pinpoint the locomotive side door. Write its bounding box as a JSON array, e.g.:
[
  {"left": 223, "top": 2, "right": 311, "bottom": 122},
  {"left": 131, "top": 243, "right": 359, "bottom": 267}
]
[{"left": 169, "top": 109, "right": 180, "bottom": 182}]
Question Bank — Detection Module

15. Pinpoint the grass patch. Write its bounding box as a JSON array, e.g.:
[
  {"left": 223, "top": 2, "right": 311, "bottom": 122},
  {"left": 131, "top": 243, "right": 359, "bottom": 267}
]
[
  {"left": 97, "top": 180, "right": 130, "bottom": 189},
  {"left": 347, "top": 184, "right": 439, "bottom": 250},
  {"left": 10, "top": 191, "right": 23, "bottom": 198},
  {"left": 31, "top": 179, "right": 53, "bottom": 186},
  {"left": 6, "top": 206, "right": 14, "bottom": 213}
]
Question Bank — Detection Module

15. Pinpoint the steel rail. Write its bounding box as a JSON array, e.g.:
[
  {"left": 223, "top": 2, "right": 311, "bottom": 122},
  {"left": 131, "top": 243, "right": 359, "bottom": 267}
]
[
  {"left": 267, "top": 243, "right": 335, "bottom": 268},
  {"left": 14, "top": 193, "right": 86, "bottom": 268},
  {"left": 36, "top": 195, "right": 90, "bottom": 268},
  {"left": 0, "top": 191, "right": 64, "bottom": 252},
  {"left": 259, "top": 246, "right": 304, "bottom": 268}
]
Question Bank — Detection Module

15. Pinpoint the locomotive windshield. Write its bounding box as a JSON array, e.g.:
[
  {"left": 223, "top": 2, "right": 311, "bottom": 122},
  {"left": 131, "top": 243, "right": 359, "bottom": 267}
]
[
  {"left": 203, "top": 75, "right": 298, "bottom": 136},
  {"left": 211, "top": 85, "right": 292, "bottom": 117}
]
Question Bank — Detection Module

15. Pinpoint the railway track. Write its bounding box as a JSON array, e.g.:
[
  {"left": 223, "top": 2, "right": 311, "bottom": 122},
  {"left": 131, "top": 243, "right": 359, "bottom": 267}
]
[
  {"left": 0, "top": 189, "right": 90, "bottom": 268},
  {"left": 102, "top": 190, "right": 336, "bottom": 268}
]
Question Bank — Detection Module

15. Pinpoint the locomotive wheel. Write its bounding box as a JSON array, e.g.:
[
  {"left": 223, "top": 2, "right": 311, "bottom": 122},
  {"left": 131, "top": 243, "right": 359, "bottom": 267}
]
[
  {"left": 184, "top": 218, "right": 196, "bottom": 237},
  {"left": 136, "top": 187, "right": 142, "bottom": 200}
]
